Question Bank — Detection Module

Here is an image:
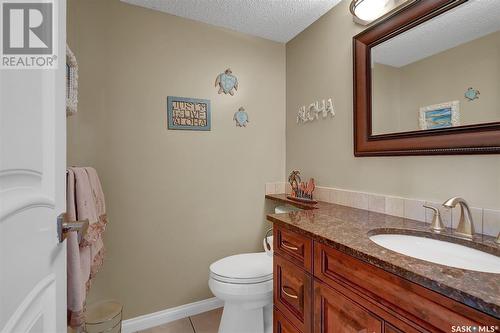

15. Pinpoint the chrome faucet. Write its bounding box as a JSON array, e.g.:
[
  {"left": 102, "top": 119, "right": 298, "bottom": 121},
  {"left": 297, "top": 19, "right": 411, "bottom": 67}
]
[
  {"left": 442, "top": 197, "right": 475, "bottom": 240},
  {"left": 496, "top": 232, "right": 500, "bottom": 245}
]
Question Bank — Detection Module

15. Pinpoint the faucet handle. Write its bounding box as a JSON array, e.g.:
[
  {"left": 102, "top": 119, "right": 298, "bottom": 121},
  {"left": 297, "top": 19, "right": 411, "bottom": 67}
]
[
  {"left": 423, "top": 205, "right": 445, "bottom": 233},
  {"left": 495, "top": 232, "right": 500, "bottom": 245}
]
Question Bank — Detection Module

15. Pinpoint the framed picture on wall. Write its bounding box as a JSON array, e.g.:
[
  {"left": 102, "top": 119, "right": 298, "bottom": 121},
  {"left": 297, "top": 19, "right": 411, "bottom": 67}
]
[
  {"left": 419, "top": 101, "right": 460, "bottom": 130},
  {"left": 167, "top": 96, "right": 211, "bottom": 131}
]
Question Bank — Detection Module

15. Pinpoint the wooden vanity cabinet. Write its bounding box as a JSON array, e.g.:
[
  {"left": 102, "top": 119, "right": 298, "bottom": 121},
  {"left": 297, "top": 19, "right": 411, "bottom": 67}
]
[{"left": 273, "top": 224, "right": 500, "bottom": 333}]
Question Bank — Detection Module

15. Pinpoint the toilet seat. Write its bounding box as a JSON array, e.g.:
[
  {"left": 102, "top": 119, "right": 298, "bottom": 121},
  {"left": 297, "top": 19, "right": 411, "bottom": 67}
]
[
  {"left": 210, "top": 271, "right": 273, "bottom": 284},
  {"left": 209, "top": 253, "right": 273, "bottom": 284}
]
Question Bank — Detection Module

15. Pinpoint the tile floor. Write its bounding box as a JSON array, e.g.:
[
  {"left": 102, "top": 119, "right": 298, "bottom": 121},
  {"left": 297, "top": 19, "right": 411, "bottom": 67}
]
[{"left": 138, "top": 308, "right": 222, "bottom": 333}]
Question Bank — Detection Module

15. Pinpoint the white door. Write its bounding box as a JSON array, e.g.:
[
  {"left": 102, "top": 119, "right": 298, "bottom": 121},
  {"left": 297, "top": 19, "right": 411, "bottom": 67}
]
[{"left": 0, "top": 0, "right": 67, "bottom": 332}]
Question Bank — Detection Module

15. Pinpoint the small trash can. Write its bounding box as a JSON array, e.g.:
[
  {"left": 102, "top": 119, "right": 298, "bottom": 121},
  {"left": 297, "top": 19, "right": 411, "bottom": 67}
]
[{"left": 85, "top": 300, "right": 123, "bottom": 333}]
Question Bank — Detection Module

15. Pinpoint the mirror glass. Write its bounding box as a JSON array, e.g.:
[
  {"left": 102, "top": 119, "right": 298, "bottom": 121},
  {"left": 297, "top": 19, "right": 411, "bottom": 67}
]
[{"left": 371, "top": 0, "right": 500, "bottom": 135}]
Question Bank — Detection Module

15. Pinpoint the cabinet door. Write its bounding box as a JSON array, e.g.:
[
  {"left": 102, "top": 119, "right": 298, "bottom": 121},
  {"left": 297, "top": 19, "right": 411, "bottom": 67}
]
[
  {"left": 384, "top": 323, "right": 403, "bottom": 333},
  {"left": 275, "top": 254, "right": 312, "bottom": 332},
  {"left": 314, "top": 281, "right": 382, "bottom": 333},
  {"left": 313, "top": 243, "right": 493, "bottom": 331},
  {"left": 275, "top": 308, "right": 302, "bottom": 333}
]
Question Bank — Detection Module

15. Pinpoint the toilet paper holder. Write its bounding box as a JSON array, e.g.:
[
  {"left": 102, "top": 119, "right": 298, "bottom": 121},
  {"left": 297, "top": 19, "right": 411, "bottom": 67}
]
[{"left": 264, "top": 228, "right": 273, "bottom": 251}]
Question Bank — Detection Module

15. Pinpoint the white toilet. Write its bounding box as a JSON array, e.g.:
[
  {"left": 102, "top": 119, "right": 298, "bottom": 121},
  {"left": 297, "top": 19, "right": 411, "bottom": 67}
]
[
  {"left": 209, "top": 252, "right": 273, "bottom": 333},
  {"left": 208, "top": 205, "right": 298, "bottom": 333}
]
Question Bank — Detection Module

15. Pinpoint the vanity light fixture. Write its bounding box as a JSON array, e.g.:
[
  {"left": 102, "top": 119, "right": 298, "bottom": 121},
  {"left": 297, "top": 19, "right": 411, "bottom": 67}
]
[{"left": 350, "top": 0, "right": 414, "bottom": 25}]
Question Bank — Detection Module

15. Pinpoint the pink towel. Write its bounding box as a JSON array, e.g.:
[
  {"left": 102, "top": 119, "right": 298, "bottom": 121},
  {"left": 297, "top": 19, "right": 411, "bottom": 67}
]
[{"left": 67, "top": 167, "right": 108, "bottom": 329}]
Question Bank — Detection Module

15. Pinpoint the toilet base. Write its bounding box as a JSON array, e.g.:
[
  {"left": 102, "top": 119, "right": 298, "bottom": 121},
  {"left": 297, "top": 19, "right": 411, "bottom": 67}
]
[{"left": 218, "top": 302, "right": 272, "bottom": 333}]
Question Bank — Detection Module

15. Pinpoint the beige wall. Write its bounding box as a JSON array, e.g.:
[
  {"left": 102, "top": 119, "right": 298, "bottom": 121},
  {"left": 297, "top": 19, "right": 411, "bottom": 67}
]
[
  {"left": 373, "top": 31, "right": 500, "bottom": 134},
  {"left": 286, "top": 0, "right": 500, "bottom": 210},
  {"left": 67, "top": 0, "right": 285, "bottom": 319}
]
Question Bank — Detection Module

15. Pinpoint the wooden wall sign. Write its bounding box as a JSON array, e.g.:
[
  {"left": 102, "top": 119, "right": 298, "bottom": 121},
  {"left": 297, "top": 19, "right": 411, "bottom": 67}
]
[{"left": 167, "top": 96, "right": 211, "bottom": 131}]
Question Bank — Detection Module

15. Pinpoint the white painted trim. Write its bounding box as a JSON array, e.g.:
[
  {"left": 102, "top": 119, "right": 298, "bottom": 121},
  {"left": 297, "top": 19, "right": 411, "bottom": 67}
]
[{"left": 121, "top": 297, "right": 223, "bottom": 333}]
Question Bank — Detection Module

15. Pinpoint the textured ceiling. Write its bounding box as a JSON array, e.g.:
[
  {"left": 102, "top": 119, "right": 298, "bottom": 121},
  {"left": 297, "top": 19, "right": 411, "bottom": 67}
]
[
  {"left": 120, "top": 0, "right": 342, "bottom": 43},
  {"left": 372, "top": 0, "right": 500, "bottom": 67}
]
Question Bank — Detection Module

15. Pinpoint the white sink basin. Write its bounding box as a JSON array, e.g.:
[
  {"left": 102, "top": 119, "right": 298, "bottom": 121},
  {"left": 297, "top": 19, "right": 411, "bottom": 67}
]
[{"left": 369, "top": 234, "right": 500, "bottom": 274}]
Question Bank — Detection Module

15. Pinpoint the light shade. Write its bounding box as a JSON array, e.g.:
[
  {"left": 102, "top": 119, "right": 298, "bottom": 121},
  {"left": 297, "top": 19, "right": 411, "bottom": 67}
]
[{"left": 350, "top": 0, "right": 390, "bottom": 24}]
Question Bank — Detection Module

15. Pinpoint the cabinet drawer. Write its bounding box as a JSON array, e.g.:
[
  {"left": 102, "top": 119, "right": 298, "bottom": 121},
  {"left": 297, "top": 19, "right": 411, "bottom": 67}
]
[
  {"left": 274, "top": 254, "right": 312, "bottom": 333},
  {"left": 314, "top": 281, "right": 383, "bottom": 333},
  {"left": 274, "top": 308, "right": 302, "bottom": 333},
  {"left": 274, "top": 225, "right": 312, "bottom": 272}
]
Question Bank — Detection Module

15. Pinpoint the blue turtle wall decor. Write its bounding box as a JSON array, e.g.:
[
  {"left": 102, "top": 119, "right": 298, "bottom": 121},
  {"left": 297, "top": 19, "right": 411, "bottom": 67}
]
[
  {"left": 233, "top": 107, "right": 249, "bottom": 127},
  {"left": 465, "top": 87, "right": 480, "bottom": 101},
  {"left": 215, "top": 68, "right": 238, "bottom": 95}
]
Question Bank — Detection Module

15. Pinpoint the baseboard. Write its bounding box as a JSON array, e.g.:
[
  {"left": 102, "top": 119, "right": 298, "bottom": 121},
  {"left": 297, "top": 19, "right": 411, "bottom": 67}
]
[{"left": 121, "top": 297, "right": 223, "bottom": 333}]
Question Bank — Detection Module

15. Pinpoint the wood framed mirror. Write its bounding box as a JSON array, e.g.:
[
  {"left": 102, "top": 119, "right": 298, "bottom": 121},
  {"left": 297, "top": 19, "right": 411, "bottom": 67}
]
[{"left": 353, "top": 0, "right": 500, "bottom": 156}]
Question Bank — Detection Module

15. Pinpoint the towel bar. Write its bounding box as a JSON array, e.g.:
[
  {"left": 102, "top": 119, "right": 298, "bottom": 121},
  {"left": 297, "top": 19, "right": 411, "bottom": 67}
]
[{"left": 57, "top": 213, "right": 89, "bottom": 243}]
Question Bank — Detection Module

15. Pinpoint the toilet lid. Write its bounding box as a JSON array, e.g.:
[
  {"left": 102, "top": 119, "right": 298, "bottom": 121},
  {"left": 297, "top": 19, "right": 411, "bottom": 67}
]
[{"left": 210, "top": 253, "right": 273, "bottom": 284}]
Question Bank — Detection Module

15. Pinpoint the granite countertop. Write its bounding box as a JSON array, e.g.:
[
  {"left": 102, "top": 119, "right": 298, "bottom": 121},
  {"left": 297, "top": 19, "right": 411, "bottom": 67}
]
[{"left": 266, "top": 194, "right": 500, "bottom": 319}]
